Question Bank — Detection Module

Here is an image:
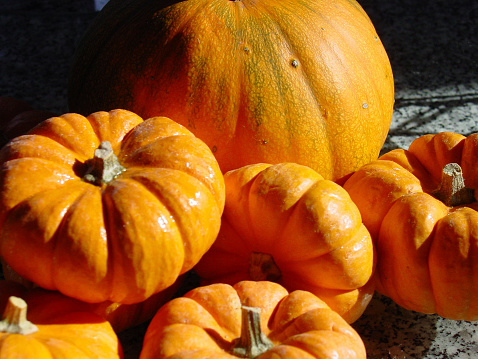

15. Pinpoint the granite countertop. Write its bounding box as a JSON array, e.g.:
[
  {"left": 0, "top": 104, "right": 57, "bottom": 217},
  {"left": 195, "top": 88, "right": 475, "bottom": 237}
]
[{"left": 1, "top": 0, "right": 477, "bottom": 358}]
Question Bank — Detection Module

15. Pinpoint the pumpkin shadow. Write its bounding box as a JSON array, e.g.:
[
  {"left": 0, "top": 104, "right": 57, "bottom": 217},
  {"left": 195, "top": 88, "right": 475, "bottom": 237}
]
[
  {"left": 359, "top": 0, "right": 478, "bottom": 153},
  {"left": 352, "top": 293, "right": 438, "bottom": 358},
  {"left": 360, "top": 0, "right": 477, "bottom": 94}
]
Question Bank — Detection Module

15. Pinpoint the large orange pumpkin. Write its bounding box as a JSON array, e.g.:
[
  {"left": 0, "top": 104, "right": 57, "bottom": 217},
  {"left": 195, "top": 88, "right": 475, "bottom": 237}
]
[
  {"left": 140, "top": 281, "right": 367, "bottom": 358},
  {"left": 343, "top": 132, "right": 478, "bottom": 320},
  {"left": 68, "top": 0, "right": 394, "bottom": 181},
  {"left": 0, "top": 109, "right": 225, "bottom": 305},
  {"left": 194, "top": 163, "right": 375, "bottom": 323}
]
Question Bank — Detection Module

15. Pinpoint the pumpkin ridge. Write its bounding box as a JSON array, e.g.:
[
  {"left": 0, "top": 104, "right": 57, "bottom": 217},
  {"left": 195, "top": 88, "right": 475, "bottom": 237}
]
[
  {"left": 250, "top": 164, "right": 323, "bottom": 250},
  {"left": 273, "top": 176, "right": 325, "bottom": 251},
  {"left": 101, "top": 176, "right": 186, "bottom": 301},
  {"left": 107, "top": 168, "right": 221, "bottom": 278},
  {"left": 51, "top": 184, "right": 112, "bottom": 301},
  {"left": 31, "top": 114, "right": 100, "bottom": 160},
  {"left": 33, "top": 330, "right": 96, "bottom": 356},
  {"left": 0, "top": 135, "right": 81, "bottom": 166},
  {"left": 0, "top": 333, "right": 52, "bottom": 354},
  {"left": 33, "top": 319, "right": 121, "bottom": 357},
  {"left": 182, "top": 286, "right": 240, "bottom": 340},
  {"left": 122, "top": 167, "right": 198, "bottom": 245},
  {"left": 120, "top": 135, "right": 224, "bottom": 210},
  {"left": 273, "top": 176, "right": 353, "bottom": 259},
  {"left": 0, "top": 182, "right": 91, "bottom": 291},
  {"left": 427, "top": 208, "right": 478, "bottom": 320}
]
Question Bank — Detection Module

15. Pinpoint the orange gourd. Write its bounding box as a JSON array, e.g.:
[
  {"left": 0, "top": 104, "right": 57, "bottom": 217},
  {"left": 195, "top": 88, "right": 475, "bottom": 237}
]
[
  {"left": 343, "top": 132, "right": 478, "bottom": 320},
  {"left": 0, "top": 275, "right": 184, "bottom": 333},
  {"left": 0, "top": 109, "right": 225, "bottom": 305},
  {"left": 0, "top": 294, "right": 123, "bottom": 358},
  {"left": 140, "top": 280, "right": 367, "bottom": 358},
  {"left": 194, "top": 163, "right": 375, "bottom": 323},
  {"left": 68, "top": 0, "right": 394, "bottom": 182}
]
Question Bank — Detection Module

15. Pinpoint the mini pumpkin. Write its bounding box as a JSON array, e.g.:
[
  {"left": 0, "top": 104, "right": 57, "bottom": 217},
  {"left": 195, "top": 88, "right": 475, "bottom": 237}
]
[
  {"left": 0, "top": 109, "right": 225, "bottom": 305},
  {"left": 343, "top": 131, "right": 478, "bottom": 321},
  {"left": 0, "top": 295, "right": 123, "bottom": 358},
  {"left": 140, "top": 280, "right": 367, "bottom": 358},
  {"left": 194, "top": 163, "right": 375, "bottom": 323},
  {"left": 0, "top": 274, "right": 184, "bottom": 333}
]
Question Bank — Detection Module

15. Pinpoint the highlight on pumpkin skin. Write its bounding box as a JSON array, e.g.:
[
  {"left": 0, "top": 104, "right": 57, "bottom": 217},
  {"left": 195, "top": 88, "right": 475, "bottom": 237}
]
[
  {"left": 194, "top": 162, "right": 376, "bottom": 324},
  {"left": 0, "top": 109, "right": 225, "bottom": 306},
  {"left": 139, "top": 281, "right": 367, "bottom": 359},
  {"left": 343, "top": 131, "right": 478, "bottom": 321}
]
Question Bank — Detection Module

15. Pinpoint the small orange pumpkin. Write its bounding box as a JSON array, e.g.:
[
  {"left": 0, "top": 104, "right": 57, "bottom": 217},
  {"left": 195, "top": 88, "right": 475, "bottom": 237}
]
[
  {"left": 194, "top": 163, "right": 375, "bottom": 323},
  {"left": 0, "top": 295, "right": 123, "bottom": 358},
  {"left": 343, "top": 132, "right": 478, "bottom": 320},
  {"left": 0, "top": 274, "right": 184, "bottom": 333},
  {"left": 140, "top": 281, "right": 367, "bottom": 358},
  {"left": 0, "top": 109, "right": 225, "bottom": 305}
]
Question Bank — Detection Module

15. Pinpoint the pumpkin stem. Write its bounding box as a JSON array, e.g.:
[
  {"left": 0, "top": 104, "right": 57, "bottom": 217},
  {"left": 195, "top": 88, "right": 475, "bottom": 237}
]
[
  {"left": 230, "top": 306, "right": 274, "bottom": 358},
  {"left": 432, "top": 163, "right": 475, "bottom": 207},
  {"left": 83, "top": 141, "right": 125, "bottom": 185},
  {"left": 248, "top": 252, "right": 281, "bottom": 282},
  {"left": 0, "top": 296, "right": 38, "bottom": 335}
]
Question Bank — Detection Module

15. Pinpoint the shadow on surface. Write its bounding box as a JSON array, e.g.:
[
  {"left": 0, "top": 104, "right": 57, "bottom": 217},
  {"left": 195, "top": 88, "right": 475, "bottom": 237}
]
[{"left": 358, "top": 0, "right": 478, "bottom": 92}]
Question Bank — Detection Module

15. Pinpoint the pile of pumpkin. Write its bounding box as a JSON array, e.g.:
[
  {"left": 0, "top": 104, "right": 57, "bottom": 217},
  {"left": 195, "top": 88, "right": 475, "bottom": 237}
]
[{"left": 1, "top": 0, "right": 477, "bottom": 357}]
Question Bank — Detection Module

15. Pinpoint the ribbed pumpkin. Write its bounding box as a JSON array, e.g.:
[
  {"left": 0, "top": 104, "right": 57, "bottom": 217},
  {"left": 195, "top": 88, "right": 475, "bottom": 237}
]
[
  {"left": 0, "top": 109, "right": 225, "bottom": 305},
  {"left": 140, "top": 281, "right": 367, "bottom": 358},
  {"left": 68, "top": 0, "right": 394, "bottom": 182},
  {"left": 343, "top": 132, "right": 478, "bottom": 321},
  {"left": 194, "top": 163, "right": 375, "bottom": 323},
  {"left": 0, "top": 274, "right": 184, "bottom": 333},
  {"left": 0, "top": 295, "right": 123, "bottom": 358}
]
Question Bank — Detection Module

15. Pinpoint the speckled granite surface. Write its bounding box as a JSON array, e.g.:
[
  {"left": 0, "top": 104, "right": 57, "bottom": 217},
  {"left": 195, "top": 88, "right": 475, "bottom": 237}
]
[{"left": 1, "top": 0, "right": 477, "bottom": 358}]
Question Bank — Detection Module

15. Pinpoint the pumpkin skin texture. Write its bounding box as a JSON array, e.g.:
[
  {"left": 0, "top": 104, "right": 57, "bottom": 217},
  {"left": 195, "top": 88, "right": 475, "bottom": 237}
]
[
  {"left": 0, "top": 295, "right": 123, "bottom": 359},
  {"left": 194, "top": 163, "right": 375, "bottom": 323},
  {"left": 140, "top": 281, "right": 367, "bottom": 359},
  {"left": 0, "top": 109, "right": 225, "bottom": 305},
  {"left": 67, "top": 0, "right": 394, "bottom": 182},
  {"left": 343, "top": 132, "right": 478, "bottom": 321}
]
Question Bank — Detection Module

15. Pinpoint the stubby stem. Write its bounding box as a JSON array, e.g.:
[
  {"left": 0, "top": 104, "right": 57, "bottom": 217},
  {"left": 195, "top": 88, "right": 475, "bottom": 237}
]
[
  {"left": 432, "top": 163, "right": 475, "bottom": 207},
  {"left": 230, "top": 306, "right": 274, "bottom": 358},
  {"left": 0, "top": 296, "right": 38, "bottom": 335},
  {"left": 83, "top": 141, "right": 125, "bottom": 185},
  {"left": 249, "top": 252, "right": 281, "bottom": 282}
]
